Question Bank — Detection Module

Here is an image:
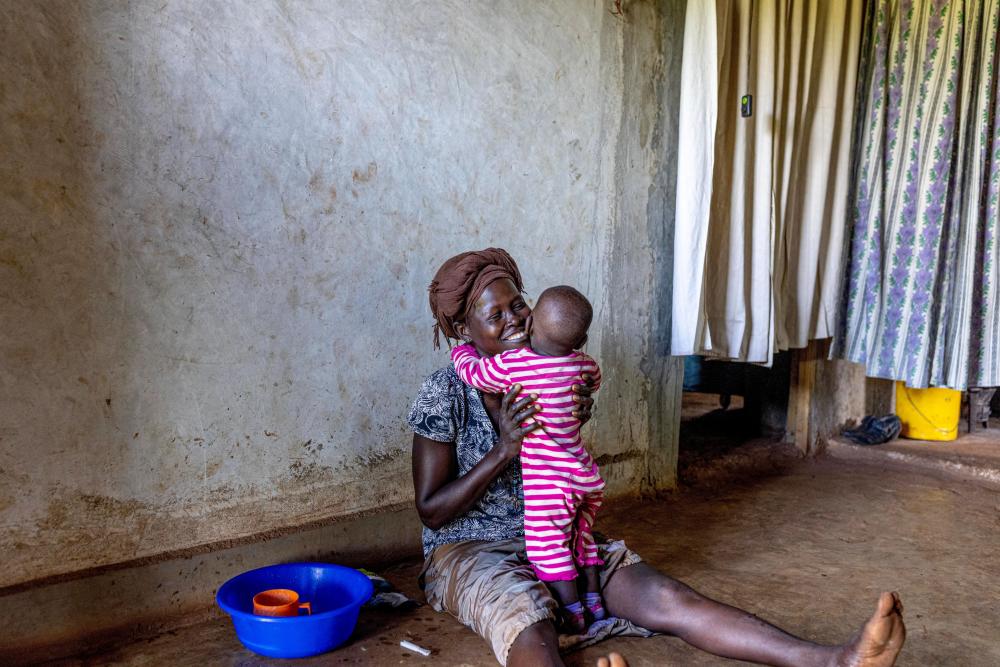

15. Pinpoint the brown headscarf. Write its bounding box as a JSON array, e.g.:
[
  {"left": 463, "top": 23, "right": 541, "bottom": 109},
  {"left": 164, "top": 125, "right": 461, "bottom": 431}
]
[{"left": 428, "top": 248, "right": 524, "bottom": 349}]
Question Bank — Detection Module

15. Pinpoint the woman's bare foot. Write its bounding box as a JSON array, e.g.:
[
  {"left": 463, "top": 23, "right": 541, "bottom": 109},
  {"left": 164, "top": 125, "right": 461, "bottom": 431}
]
[
  {"left": 595, "top": 653, "right": 627, "bottom": 667},
  {"left": 835, "top": 592, "right": 905, "bottom": 667}
]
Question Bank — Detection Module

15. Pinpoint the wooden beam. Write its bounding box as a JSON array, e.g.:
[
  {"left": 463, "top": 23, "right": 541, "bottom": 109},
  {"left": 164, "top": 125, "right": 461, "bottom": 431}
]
[{"left": 787, "top": 340, "right": 827, "bottom": 455}]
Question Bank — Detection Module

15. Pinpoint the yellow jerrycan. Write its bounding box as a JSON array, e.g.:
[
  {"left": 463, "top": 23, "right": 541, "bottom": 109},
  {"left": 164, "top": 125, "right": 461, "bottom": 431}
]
[{"left": 895, "top": 381, "right": 961, "bottom": 441}]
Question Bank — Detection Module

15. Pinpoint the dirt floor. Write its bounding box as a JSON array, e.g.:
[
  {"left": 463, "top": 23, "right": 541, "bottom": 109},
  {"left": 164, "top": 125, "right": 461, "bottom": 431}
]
[{"left": 46, "top": 429, "right": 1000, "bottom": 667}]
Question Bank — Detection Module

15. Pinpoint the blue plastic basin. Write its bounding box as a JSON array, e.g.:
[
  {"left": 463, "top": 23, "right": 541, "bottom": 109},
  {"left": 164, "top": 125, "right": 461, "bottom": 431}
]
[{"left": 217, "top": 562, "right": 373, "bottom": 658}]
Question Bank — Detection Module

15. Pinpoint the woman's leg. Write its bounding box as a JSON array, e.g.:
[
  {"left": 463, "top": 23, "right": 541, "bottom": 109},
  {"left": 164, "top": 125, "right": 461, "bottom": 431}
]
[
  {"left": 507, "top": 621, "right": 629, "bottom": 667},
  {"left": 603, "top": 563, "right": 904, "bottom": 667},
  {"left": 507, "top": 620, "right": 564, "bottom": 667}
]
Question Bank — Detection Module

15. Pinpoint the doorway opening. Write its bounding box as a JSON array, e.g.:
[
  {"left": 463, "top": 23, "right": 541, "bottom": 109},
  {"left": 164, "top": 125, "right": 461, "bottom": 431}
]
[{"left": 678, "top": 353, "right": 792, "bottom": 480}]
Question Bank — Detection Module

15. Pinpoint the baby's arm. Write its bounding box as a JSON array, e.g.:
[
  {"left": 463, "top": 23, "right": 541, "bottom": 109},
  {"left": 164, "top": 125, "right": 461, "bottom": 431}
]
[{"left": 451, "top": 343, "right": 512, "bottom": 393}]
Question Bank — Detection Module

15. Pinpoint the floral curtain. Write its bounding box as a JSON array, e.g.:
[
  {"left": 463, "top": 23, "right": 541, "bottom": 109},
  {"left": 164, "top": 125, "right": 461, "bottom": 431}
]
[{"left": 835, "top": 0, "right": 1000, "bottom": 389}]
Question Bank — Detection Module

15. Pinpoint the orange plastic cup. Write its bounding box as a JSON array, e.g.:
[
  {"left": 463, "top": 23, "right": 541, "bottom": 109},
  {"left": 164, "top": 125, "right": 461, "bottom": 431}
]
[{"left": 252, "top": 589, "right": 312, "bottom": 617}]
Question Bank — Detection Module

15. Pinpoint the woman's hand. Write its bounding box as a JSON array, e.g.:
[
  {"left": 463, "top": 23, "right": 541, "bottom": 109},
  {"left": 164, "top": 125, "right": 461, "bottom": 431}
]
[
  {"left": 571, "top": 373, "right": 596, "bottom": 424},
  {"left": 494, "top": 383, "right": 540, "bottom": 461}
]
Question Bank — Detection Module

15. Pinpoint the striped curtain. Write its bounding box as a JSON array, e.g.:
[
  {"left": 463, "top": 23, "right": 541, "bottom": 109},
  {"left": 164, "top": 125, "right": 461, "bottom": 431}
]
[
  {"left": 835, "top": 0, "right": 1000, "bottom": 390},
  {"left": 671, "top": 0, "right": 863, "bottom": 364}
]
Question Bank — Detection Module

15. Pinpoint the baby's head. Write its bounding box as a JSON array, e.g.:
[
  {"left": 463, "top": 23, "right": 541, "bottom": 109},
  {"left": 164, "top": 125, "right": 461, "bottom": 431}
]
[{"left": 529, "top": 285, "right": 592, "bottom": 354}]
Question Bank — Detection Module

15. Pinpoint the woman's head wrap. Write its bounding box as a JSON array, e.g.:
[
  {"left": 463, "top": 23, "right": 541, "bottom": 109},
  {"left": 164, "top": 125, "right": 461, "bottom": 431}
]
[{"left": 428, "top": 248, "right": 524, "bottom": 349}]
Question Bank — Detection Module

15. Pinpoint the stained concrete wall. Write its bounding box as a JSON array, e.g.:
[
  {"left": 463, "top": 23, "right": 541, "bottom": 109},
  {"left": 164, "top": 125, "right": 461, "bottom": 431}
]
[
  {"left": 598, "top": 0, "right": 685, "bottom": 494},
  {"left": 1, "top": 0, "right": 684, "bottom": 590}
]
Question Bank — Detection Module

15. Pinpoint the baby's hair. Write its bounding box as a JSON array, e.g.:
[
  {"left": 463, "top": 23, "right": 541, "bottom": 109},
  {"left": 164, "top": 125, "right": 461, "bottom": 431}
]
[{"left": 534, "top": 285, "right": 592, "bottom": 349}]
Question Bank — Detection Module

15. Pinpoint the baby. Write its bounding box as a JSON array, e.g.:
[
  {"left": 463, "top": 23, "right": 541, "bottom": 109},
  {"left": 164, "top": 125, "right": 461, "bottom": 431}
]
[{"left": 451, "top": 285, "right": 605, "bottom": 633}]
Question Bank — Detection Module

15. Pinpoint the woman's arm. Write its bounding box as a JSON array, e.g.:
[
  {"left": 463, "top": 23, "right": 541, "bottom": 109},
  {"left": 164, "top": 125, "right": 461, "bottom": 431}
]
[
  {"left": 412, "top": 385, "right": 538, "bottom": 530},
  {"left": 572, "top": 373, "right": 596, "bottom": 423}
]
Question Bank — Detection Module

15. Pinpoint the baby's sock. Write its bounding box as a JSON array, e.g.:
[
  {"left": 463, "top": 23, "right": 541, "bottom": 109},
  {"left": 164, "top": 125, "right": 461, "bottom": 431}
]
[
  {"left": 561, "top": 601, "right": 587, "bottom": 633},
  {"left": 584, "top": 592, "right": 606, "bottom": 621}
]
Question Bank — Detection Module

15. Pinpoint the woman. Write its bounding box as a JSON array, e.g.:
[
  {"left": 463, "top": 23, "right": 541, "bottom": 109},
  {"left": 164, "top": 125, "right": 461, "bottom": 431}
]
[{"left": 408, "top": 248, "right": 905, "bottom": 667}]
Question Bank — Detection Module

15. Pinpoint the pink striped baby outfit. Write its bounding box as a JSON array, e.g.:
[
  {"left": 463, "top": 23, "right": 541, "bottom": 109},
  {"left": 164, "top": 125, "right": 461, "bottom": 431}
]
[{"left": 451, "top": 343, "right": 604, "bottom": 582}]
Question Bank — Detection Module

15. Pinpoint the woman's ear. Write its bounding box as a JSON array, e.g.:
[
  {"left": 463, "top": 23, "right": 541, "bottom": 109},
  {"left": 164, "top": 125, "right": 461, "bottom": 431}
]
[{"left": 454, "top": 320, "right": 472, "bottom": 342}]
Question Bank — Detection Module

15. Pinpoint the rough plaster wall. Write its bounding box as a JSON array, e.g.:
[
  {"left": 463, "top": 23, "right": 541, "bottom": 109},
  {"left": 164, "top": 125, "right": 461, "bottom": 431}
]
[
  {"left": 594, "top": 0, "right": 685, "bottom": 493},
  {"left": 0, "top": 1, "right": 680, "bottom": 588},
  {"left": 642, "top": 0, "right": 686, "bottom": 490}
]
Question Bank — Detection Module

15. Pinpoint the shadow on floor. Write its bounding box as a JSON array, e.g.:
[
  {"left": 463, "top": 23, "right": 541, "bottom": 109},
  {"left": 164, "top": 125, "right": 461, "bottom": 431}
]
[{"left": 678, "top": 392, "right": 791, "bottom": 490}]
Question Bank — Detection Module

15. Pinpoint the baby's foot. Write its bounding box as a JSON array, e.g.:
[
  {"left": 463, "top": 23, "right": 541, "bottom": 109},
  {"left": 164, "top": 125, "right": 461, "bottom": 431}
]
[
  {"left": 584, "top": 592, "right": 607, "bottom": 622},
  {"left": 561, "top": 601, "right": 587, "bottom": 634},
  {"left": 833, "top": 592, "right": 905, "bottom": 667}
]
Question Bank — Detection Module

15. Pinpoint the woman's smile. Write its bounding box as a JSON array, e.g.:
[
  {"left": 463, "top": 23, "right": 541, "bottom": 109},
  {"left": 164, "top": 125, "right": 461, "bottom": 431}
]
[
  {"left": 502, "top": 330, "right": 528, "bottom": 343},
  {"left": 458, "top": 278, "right": 532, "bottom": 356}
]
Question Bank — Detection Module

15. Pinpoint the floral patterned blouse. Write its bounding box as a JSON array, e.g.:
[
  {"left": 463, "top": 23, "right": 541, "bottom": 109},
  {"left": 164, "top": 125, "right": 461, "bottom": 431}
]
[{"left": 408, "top": 365, "right": 525, "bottom": 557}]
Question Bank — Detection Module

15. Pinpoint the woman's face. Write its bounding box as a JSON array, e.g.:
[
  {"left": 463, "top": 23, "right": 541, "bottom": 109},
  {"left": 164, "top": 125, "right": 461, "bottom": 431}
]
[{"left": 456, "top": 278, "right": 531, "bottom": 357}]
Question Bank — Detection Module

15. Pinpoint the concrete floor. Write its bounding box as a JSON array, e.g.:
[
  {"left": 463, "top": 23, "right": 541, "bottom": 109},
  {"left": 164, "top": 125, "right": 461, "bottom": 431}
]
[
  {"left": 827, "top": 418, "right": 1000, "bottom": 487},
  {"left": 46, "top": 436, "right": 1000, "bottom": 667}
]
